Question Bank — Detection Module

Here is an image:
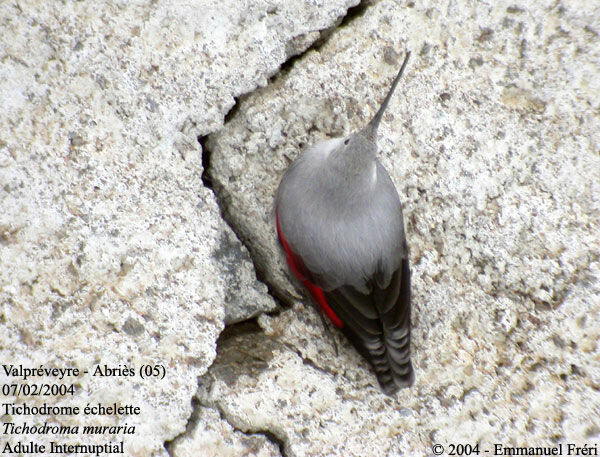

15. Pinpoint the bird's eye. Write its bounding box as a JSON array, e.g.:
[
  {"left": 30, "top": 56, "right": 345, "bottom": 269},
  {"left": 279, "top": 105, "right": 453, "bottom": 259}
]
[{"left": 344, "top": 139, "right": 349, "bottom": 145}]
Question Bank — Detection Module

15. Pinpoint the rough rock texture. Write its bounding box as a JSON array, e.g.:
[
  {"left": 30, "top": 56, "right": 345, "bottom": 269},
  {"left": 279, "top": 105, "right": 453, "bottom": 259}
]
[
  {"left": 168, "top": 405, "right": 281, "bottom": 457},
  {"left": 2, "top": 0, "right": 599, "bottom": 454},
  {"left": 205, "top": 0, "right": 600, "bottom": 455},
  {"left": 0, "top": 0, "right": 361, "bottom": 454}
]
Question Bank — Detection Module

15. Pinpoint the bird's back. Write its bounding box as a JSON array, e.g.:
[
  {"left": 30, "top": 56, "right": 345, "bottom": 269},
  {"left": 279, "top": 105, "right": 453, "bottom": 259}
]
[{"left": 276, "top": 142, "right": 406, "bottom": 294}]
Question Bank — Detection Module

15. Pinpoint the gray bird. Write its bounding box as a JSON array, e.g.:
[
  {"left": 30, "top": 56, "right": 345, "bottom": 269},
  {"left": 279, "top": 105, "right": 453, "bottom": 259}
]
[{"left": 275, "top": 51, "right": 413, "bottom": 394}]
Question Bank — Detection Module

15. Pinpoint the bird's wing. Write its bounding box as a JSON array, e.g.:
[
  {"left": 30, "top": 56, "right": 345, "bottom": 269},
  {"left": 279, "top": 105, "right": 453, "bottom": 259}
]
[
  {"left": 323, "top": 257, "right": 413, "bottom": 394},
  {"left": 277, "top": 211, "right": 413, "bottom": 394}
]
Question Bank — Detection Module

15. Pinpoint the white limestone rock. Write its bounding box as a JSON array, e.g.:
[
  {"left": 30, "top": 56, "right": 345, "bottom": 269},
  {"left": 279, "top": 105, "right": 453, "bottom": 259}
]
[
  {"left": 169, "top": 406, "right": 281, "bottom": 457},
  {"left": 0, "top": 0, "right": 360, "bottom": 453},
  {"left": 205, "top": 0, "right": 600, "bottom": 455}
]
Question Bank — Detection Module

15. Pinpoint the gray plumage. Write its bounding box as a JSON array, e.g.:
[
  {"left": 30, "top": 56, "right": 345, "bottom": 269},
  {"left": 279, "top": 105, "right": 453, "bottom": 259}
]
[{"left": 275, "top": 51, "right": 413, "bottom": 394}]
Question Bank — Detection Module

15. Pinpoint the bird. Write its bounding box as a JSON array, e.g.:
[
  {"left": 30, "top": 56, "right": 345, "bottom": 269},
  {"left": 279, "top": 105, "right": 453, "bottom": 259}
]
[{"left": 274, "top": 51, "right": 414, "bottom": 395}]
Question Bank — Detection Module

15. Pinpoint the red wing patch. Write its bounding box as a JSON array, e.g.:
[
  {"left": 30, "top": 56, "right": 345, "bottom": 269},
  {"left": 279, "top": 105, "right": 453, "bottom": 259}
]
[{"left": 276, "top": 212, "right": 344, "bottom": 328}]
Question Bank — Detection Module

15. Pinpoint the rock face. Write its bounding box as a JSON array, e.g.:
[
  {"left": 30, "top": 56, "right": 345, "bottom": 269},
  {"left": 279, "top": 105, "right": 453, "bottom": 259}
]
[
  {"left": 205, "top": 0, "right": 600, "bottom": 455},
  {"left": 0, "top": 0, "right": 357, "bottom": 455},
  {"left": 167, "top": 404, "right": 281, "bottom": 457},
  {"left": 1, "top": 0, "right": 599, "bottom": 456}
]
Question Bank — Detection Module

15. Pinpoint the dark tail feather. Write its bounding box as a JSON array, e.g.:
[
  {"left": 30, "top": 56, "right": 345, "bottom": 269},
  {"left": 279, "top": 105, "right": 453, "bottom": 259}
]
[
  {"left": 326, "top": 257, "right": 413, "bottom": 395},
  {"left": 382, "top": 257, "right": 414, "bottom": 393},
  {"left": 339, "top": 327, "right": 413, "bottom": 395},
  {"left": 365, "top": 334, "right": 413, "bottom": 395}
]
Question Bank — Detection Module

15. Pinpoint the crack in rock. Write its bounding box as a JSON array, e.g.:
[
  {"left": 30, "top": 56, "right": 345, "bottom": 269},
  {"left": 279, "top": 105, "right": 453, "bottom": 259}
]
[
  {"left": 165, "top": 396, "right": 286, "bottom": 457},
  {"left": 276, "top": 0, "right": 371, "bottom": 78},
  {"left": 210, "top": 402, "right": 288, "bottom": 457},
  {"left": 170, "top": 0, "right": 600, "bottom": 453},
  {"left": 163, "top": 396, "right": 202, "bottom": 456},
  {"left": 198, "top": 0, "right": 374, "bottom": 312},
  {"left": 166, "top": 2, "right": 375, "bottom": 448}
]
